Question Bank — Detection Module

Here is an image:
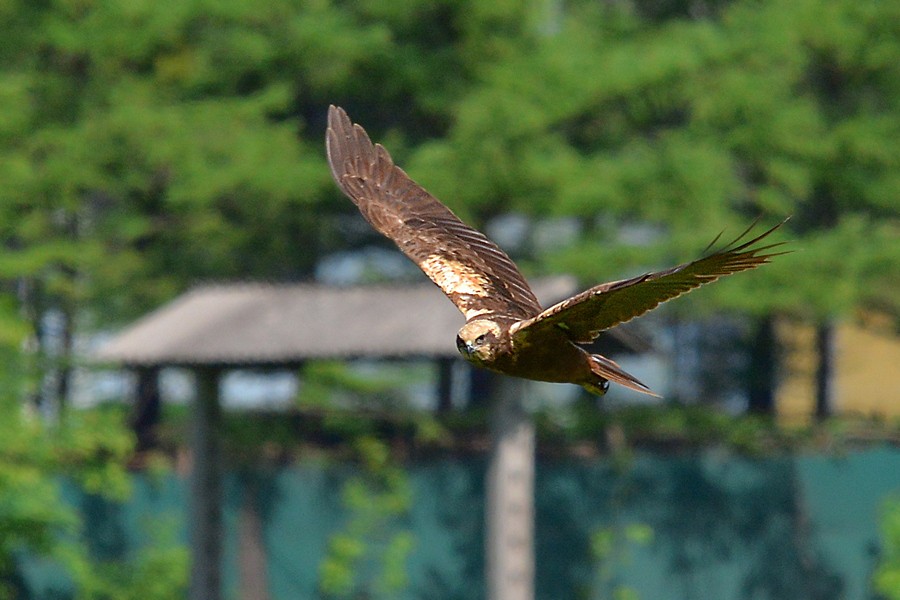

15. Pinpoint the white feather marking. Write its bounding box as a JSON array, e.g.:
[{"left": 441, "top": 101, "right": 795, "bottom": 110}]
[{"left": 421, "top": 255, "right": 491, "bottom": 297}]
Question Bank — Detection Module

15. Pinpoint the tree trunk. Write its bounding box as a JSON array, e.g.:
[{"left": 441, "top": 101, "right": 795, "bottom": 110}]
[
  {"left": 485, "top": 377, "right": 534, "bottom": 600},
  {"left": 55, "top": 304, "right": 74, "bottom": 417},
  {"left": 747, "top": 315, "right": 777, "bottom": 415},
  {"left": 814, "top": 321, "right": 835, "bottom": 420},
  {"left": 32, "top": 308, "right": 50, "bottom": 413},
  {"left": 189, "top": 367, "right": 223, "bottom": 600},
  {"left": 23, "top": 281, "right": 50, "bottom": 414}
]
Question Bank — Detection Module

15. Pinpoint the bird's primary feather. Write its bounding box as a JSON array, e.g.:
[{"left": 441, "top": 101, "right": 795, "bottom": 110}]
[
  {"left": 326, "top": 105, "right": 541, "bottom": 321},
  {"left": 510, "top": 219, "right": 790, "bottom": 345}
]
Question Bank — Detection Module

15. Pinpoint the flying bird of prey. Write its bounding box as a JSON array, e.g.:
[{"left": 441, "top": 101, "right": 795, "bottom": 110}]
[{"left": 326, "top": 105, "right": 787, "bottom": 396}]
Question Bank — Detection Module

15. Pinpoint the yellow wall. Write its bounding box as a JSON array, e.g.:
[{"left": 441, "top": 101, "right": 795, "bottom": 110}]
[{"left": 777, "top": 318, "right": 900, "bottom": 420}]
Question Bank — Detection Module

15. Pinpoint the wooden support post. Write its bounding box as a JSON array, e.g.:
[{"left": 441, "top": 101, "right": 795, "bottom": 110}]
[
  {"left": 436, "top": 358, "right": 454, "bottom": 413},
  {"left": 238, "top": 475, "right": 270, "bottom": 600},
  {"left": 131, "top": 366, "right": 161, "bottom": 451},
  {"left": 189, "top": 367, "right": 223, "bottom": 600},
  {"left": 486, "top": 377, "right": 535, "bottom": 600}
]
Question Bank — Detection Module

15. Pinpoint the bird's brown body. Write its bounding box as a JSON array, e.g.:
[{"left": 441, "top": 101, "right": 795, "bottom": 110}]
[
  {"left": 455, "top": 316, "right": 639, "bottom": 395},
  {"left": 326, "top": 105, "right": 787, "bottom": 396},
  {"left": 462, "top": 318, "right": 582, "bottom": 380},
  {"left": 499, "top": 329, "right": 585, "bottom": 383},
  {"left": 499, "top": 331, "right": 613, "bottom": 395}
]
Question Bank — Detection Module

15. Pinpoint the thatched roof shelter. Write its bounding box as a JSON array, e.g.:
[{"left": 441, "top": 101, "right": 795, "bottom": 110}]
[{"left": 95, "top": 276, "right": 581, "bottom": 367}]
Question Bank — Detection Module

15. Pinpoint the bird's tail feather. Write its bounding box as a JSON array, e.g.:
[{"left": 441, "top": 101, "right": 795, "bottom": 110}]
[{"left": 588, "top": 355, "right": 661, "bottom": 398}]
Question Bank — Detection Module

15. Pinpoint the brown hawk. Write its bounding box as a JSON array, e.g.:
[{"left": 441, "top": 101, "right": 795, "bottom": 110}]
[{"left": 326, "top": 105, "right": 787, "bottom": 396}]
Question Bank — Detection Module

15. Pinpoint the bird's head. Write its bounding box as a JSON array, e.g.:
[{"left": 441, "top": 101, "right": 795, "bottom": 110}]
[{"left": 456, "top": 319, "right": 503, "bottom": 365}]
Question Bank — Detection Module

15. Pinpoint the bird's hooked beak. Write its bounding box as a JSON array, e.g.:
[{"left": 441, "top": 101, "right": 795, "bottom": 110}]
[{"left": 456, "top": 335, "right": 473, "bottom": 357}]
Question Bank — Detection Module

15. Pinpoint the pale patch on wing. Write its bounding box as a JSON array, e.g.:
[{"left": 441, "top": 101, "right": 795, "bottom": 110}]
[
  {"left": 327, "top": 106, "right": 544, "bottom": 322},
  {"left": 419, "top": 255, "right": 501, "bottom": 319},
  {"left": 421, "top": 255, "right": 492, "bottom": 297}
]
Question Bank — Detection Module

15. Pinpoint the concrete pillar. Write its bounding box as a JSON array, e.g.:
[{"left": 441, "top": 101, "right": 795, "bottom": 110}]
[
  {"left": 485, "top": 377, "right": 534, "bottom": 600},
  {"left": 189, "top": 367, "right": 223, "bottom": 600}
]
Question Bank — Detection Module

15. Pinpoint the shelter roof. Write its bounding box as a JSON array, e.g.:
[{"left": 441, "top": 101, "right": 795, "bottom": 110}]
[{"left": 94, "top": 277, "right": 587, "bottom": 367}]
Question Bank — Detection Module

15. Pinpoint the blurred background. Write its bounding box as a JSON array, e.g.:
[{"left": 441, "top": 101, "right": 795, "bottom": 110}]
[{"left": 0, "top": 0, "right": 898, "bottom": 598}]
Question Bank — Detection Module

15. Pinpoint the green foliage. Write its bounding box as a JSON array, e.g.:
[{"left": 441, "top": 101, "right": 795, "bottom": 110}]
[
  {"left": 0, "top": 0, "right": 337, "bottom": 321},
  {"left": 0, "top": 406, "right": 76, "bottom": 592},
  {"left": 318, "top": 435, "right": 415, "bottom": 599},
  {"left": 55, "top": 410, "right": 135, "bottom": 501},
  {"left": 874, "top": 496, "right": 900, "bottom": 600},
  {"left": 299, "top": 361, "right": 422, "bottom": 407},
  {"left": 297, "top": 361, "right": 433, "bottom": 417},
  {"left": 590, "top": 522, "right": 654, "bottom": 600},
  {"left": 0, "top": 399, "right": 188, "bottom": 596},
  {"left": 408, "top": 0, "right": 899, "bottom": 323},
  {"left": 533, "top": 402, "right": 900, "bottom": 456},
  {"left": 62, "top": 518, "right": 189, "bottom": 600},
  {"left": 0, "top": 336, "right": 186, "bottom": 596},
  {"left": 0, "top": 394, "right": 133, "bottom": 568}
]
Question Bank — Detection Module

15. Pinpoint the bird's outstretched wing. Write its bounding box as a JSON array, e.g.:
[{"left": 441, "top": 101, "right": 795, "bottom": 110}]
[
  {"left": 326, "top": 105, "right": 541, "bottom": 321},
  {"left": 511, "top": 220, "right": 789, "bottom": 344}
]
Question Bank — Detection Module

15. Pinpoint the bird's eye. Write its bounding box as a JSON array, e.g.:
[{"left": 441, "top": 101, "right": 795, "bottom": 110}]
[{"left": 474, "top": 334, "right": 486, "bottom": 346}]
